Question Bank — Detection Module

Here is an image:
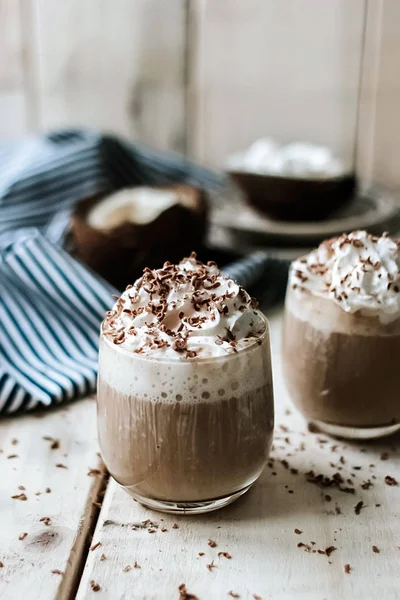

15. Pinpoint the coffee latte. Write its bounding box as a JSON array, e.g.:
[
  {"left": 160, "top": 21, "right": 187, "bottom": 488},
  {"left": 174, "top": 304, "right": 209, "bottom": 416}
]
[
  {"left": 98, "top": 253, "right": 274, "bottom": 512},
  {"left": 282, "top": 231, "right": 400, "bottom": 439}
]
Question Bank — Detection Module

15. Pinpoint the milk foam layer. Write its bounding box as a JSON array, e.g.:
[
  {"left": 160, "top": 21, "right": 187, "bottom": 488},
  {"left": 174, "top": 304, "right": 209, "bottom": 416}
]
[
  {"left": 290, "top": 231, "right": 400, "bottom": 324},
  {"left": 103, "top": 253, "right": 265, "bottom": 359},
  {"left": 99, "top": 328, "right": 270, "bottom": 402}
]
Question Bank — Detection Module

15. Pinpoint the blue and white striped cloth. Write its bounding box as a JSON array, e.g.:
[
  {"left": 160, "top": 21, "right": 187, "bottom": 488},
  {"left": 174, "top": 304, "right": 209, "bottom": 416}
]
[
  {"left": 1, "top": 231, "right": 115, "bottom": 413},
  {"left": 0, "top": 129, "right": 289, "bottom": 415}
]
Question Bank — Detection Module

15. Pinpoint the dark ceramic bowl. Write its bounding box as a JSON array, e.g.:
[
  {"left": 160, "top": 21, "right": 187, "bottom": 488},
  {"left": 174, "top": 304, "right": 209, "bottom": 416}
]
[{"left": 229, "top": 171, "right": 356, "bottom": 222}]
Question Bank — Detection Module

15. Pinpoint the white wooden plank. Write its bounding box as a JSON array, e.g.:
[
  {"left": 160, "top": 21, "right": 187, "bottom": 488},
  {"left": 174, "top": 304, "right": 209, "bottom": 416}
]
[
  {"left": 0, "top": 0, "right": 24, "bottom": 87},
  {"left": 0, "top": 92, "right": 27, "bottom": 138},
  {"left": 188, "top": 0, "right": 366, "bottom": 169},
  {"left": 356, "top": 0, "right": 400, "bottom": 189},
  {"left": 354, "top": 0, "right": 383, "bottom": 191},
  {"left": 34, "top": 0, "right": 186, "bottom": 152},
  {"left": 76, "top": 312, "right": 400, "bottom": 600},
  {"left": 0, "top": 398, "right": 105, "bottom": 600},
  {"left": 0, "top": 0, "right": 28, "bottom": 138}
]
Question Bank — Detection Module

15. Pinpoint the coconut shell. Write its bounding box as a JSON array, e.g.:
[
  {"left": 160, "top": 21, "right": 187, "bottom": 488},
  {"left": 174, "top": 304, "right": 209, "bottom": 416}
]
[{"left": 71, "top": 185, "right": 208, "bottom": 289}]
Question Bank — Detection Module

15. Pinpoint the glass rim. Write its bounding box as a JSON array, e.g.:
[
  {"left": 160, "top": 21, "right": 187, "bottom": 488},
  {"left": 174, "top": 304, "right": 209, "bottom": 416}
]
[{"left": 100, "top": 312, "right": 270, "bottom": 365}]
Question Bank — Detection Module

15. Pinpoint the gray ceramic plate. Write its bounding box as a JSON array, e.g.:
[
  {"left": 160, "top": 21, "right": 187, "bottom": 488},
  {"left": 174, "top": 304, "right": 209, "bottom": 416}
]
[{"left": 211, "top": 185, "right": 400, "bottom": 247}]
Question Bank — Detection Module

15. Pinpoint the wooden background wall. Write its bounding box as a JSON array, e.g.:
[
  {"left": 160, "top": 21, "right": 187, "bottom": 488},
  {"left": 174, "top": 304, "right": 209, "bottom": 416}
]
[{"left": 1, "top": 0, "right": 399, "bottom": 185}]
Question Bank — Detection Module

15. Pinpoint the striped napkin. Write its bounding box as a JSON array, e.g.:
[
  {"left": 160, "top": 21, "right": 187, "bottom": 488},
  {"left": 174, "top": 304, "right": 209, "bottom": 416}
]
[{"left": 0, "top": 129, "right": 289, "bottom": 414}]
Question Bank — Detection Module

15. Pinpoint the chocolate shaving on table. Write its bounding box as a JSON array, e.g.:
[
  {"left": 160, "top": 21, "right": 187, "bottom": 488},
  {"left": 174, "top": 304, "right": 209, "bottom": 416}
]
[
  {"left": 354, "top": 500, "right": 364, "bottom": 515},
  {"left": 90, "top": 541, "right": 102, "bottom": 551},
  {"left": 305, "top": 470, "right": 355, "bottom": 494},
  {"left": 178, "top": 583, "right": 199, "bottom": 600},
  {"left": 361, "top": 480, "right": 373, "bottom": 490},
  {"left": 88, "top": 468, "right": 102, "bottom": 476},
  {"left": 90, "top": 580, "right": 101, "bottom": 592},
  {"left": 11, "top": 493, "right": 27, "bottom": 501},
  {"left": 384, "top": 475, "right": 398, "bottom": 486}
]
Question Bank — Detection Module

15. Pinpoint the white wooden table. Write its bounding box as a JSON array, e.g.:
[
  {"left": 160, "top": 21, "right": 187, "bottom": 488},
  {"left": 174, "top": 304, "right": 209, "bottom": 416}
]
[{"left": 1, "top": 311, "right": 399, "bottom": 600}]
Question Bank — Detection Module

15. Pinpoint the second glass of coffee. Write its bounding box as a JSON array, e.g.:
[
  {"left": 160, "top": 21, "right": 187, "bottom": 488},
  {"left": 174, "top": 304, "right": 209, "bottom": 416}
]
[{"left": 282, "top": 231, "right": 400, "bottom": 439}]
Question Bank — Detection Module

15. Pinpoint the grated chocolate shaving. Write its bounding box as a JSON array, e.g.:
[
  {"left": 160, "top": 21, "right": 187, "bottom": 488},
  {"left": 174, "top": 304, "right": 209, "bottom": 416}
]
[
  {"left": 88, "top": 468, "right": 102, "bottom": 477},
  {"left": 90, "top": 541, "right": 102, "bottom": 551},
  {"left": 90, "top": 580, "right": 101, "bottom": 592},
  {"left": 11, "top": 493, "right": 27, "bottom": 501},
  {"left": 218, "top": 552, "right": 232, "bottom": 559},
  {"left": 354, "top": 501, "right": 364, "bottom": 515},
  {"left": 384, "top": 475, "right": 398, "bottom": 486},
  {"left": 178, "top": 583, "right": 199, "bottom": 600},
  {"left": 103, "top": 254, "right": 261, "bottom": 357}
]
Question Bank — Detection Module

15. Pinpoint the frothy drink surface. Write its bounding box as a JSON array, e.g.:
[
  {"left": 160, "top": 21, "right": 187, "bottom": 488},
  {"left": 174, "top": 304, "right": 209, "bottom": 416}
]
[
  {"left": 283, "top": 231, "right": 400, "bottom": 430},
  {"left": 98, "top": 253, "right": 273, "bottom": 503}
]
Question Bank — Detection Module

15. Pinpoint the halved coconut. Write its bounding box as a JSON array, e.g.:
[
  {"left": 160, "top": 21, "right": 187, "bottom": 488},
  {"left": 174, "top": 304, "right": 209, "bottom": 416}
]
[{"left": 71, "top": 185, "right": 208, "bottom": 288}]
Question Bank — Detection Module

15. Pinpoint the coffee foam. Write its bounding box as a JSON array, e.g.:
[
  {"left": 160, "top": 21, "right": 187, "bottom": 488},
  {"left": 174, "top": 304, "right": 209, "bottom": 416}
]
[
  {"left": 286, "top": 285, "right": 400, "bottom": 336},
  {"left": 99, "top": 328, "right": 271, "bottom": 403}
]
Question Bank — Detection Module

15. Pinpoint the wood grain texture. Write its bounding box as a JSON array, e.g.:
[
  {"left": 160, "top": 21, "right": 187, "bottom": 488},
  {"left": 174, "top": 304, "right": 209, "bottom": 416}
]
[
  {"left": 0, "top": 398, "right": 105, "bottom": 600},
  {"left": 357, "top": 0, "right": 400, "bottom": 189},
  {"left": 33, "top": 0, "right": 187, "bottom": 152},
  {"left": 0, "top": 0, "right": 27, "bottom": 137},
  {"left": 188, "top": 0, "right": 366, "bottom": 168},
  {"left": 76, "top": 312, "right": 400, "bottom": 600},
  {"left": 355, "top": 0, "right": 383, "bottom": 190}
]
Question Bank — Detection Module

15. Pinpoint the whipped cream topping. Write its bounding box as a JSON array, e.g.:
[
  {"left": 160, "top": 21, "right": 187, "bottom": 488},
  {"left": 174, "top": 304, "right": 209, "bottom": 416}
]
[
  {"left": 103, "top": 253, "right": 265, "bottom": 358},
  {"left": 227, "top": 138, "right": 345, "bottom": 179},
  {"left": 290, "top": 231, "right": 400, "bottom": 324}
]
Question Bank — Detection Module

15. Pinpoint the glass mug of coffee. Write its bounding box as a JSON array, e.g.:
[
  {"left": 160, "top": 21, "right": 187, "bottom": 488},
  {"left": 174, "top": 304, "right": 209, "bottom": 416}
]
[
  {"left": 97, "top": 254, "right": 274, "bottom": 514},
  {"left": 282, "top": 231, "right": 400, "bottom": 440}
]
